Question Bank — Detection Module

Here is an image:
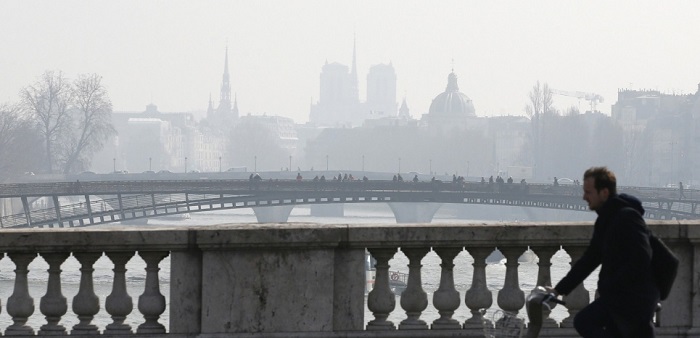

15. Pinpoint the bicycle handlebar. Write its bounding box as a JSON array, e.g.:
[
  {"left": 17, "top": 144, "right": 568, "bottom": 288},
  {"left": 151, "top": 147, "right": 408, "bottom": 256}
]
[
  {"left": 540, "top": 292, "right": 565, "bottom": 311},
  {"left": 526, "top": 288, "right": 566, "bottom": 337},
  {"left": 542, "top": 293, "right": 566, "bottom": 305}
]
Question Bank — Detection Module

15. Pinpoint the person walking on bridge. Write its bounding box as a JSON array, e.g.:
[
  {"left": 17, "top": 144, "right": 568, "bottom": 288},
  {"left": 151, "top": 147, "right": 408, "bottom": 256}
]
[{"left": 547, "top": 166, "right": 658, "bottom": 337}]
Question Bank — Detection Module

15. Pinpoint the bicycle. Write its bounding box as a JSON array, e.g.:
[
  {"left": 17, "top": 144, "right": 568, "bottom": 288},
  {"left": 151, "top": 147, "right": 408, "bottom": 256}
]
[
  {"left": 481, "top": 286, "right": 565, "bottom": 338},
  {"left": 481, "top": 308, "right": 526, "bottom": 338},
  {"left": 525, "top": 286, "right": 566, "bottom": 338}
]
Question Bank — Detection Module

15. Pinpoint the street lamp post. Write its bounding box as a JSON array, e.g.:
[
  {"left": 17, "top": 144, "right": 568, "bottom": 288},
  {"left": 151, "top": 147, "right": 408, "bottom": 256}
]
[
  {"left": 326, "top": 155, "right": 329, "bottom": 171},
  {"left": 254, "top": 156, "right": 257, "bottom": 172},
  {"left": 113, "top": 158, "right": 116, "bottom": 173},
  {"left": 149, "top": 157, "right": 152, "bottom": 171},
  {"left": 362, "top": 154, "right": 365, "bottom": 172},
  {"left": 219, "top": 156, "right": 222, "bottom": 172},
  {"left": 429, "top": 159, "right": 432, "bottom": 175},
  {"left": 398, "top": 157, "right": 401, "bottom": 173},
  {"left": 185, "top": 157, "right": 188, "bottom": 173}
]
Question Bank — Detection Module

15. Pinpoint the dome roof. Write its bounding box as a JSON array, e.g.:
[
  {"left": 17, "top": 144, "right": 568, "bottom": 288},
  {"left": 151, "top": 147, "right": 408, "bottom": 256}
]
[{"left": 428, "top": 72, "right": 475, "bottom": 116}]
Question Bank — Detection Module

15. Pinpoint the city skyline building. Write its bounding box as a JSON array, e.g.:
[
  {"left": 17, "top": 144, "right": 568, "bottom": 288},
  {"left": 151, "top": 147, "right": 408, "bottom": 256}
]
[
  {"left": 93, "top": 45, "right": 700, "bottom": 187},
  {"left": 611, "top": 86, "right": 699, "bottom": 186}
]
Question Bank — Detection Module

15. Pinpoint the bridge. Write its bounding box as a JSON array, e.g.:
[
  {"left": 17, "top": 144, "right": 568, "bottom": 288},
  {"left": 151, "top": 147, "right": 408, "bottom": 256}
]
[{"left": 1, "top": 175, "right": 698, "bottom": 228}]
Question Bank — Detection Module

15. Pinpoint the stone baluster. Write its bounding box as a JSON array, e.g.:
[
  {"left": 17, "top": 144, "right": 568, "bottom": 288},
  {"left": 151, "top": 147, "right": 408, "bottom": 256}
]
[
  {"left": 38, "top": 252, "right": 70, "bottom": 335},
  {"left": 104, "top": 251, "right": 135, "bottom": 335},
  {"left": 496, "top": 246, "right": 526, "bottom": 314},
  {"left": 431, "top": 247, "right": 462, "bottom": 329},
  {"left": 71, "top": 252, "right": 102, "bottom": 335},
  {"left": 399, "top": 247, "right": 429, "bottom": 330},
  {"left": 530, "top": 245, "right": 560, "bottom": 327},
  {"left": 136, "top": 251, "right": 169, "bottom": 334},
  {"left": 463, "top": 247, "right": 493, "bottom": 329},
  {"left": 0, "top": 254, "right": 3, "bottom": 317},
  {"left": 366, "top": 248, "right": 397, "bottom": 330},
  {"left": 559, "top": 245, "right": 590, "bottom": 328},
  {"left": 6, "top": 253, "right": 37, "bottom": 335}
]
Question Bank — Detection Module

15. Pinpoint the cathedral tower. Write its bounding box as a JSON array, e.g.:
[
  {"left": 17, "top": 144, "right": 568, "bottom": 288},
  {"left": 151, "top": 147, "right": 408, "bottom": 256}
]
[
  {"left": 309, "top": 39, "right": 362, "bottom": 127},
  {"left": 366, "top": 62, "right": 397, "bottom": 118}
]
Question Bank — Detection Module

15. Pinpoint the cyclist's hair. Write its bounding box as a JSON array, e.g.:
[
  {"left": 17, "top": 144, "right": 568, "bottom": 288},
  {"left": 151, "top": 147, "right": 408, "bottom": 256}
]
[{"left": 583, "top": 166, "right": 617, "bottom": 195}]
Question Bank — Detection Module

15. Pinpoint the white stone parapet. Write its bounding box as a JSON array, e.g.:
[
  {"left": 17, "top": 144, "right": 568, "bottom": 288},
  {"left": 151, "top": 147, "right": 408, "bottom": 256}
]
[{"left": 0, "top": 221, "right": 693, "bottom": 337}]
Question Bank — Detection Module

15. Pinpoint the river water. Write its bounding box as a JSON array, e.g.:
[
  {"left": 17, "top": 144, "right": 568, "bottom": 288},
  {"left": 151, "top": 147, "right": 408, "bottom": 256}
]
[{"left": 0, "top": 204, "right": 599, "bottom": 332}]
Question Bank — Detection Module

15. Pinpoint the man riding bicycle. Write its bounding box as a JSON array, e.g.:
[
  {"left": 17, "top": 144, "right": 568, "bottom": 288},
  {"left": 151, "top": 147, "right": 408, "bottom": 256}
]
[{"left": 546, "top": 167, "right": 658, "bottom": 337}]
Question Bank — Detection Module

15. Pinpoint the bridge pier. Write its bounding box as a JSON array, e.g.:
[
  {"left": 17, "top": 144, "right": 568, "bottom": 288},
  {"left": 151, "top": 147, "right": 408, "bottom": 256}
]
[
  {"left": 387, "top": 202, "right": 442, "bottom": 223},
  {"left": 252, "top": 205, "right": 295, "bottom": 223},
  {"left": 310, "top": 204, "right": 344, "bottom": 217}
]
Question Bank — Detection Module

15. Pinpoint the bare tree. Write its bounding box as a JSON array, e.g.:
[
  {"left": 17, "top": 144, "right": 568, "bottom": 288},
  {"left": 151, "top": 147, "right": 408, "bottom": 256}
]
[
  {"left": 0, "top": 103, "right": 43, "bottom": 180},
  {"left": 21, "top": 71, "right": 72, "bottom": 173},
  {"left": 524, "top": 81, "right": 554, "bottom": 119},
  {"left": 62, "top": 74, "right": 116, "bottom": 173},
  {"left": 21, "top": 71, "right": 116, "bottom": 174},
  {"left": 525, "top": 81, "right": 553, "bottom": 179},
  {"left": 565, "top": 105, "right": 581, "bottom": 116}
]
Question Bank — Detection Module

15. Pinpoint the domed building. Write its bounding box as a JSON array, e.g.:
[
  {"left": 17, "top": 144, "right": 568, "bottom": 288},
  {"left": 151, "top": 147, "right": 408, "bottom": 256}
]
[{"left": 422, "top": 71, "right": 478, "bottom": 128}]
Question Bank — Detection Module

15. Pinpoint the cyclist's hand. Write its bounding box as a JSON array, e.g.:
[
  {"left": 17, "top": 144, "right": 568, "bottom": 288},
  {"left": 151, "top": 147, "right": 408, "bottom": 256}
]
[{"left": 543, "top": 286, "right": 559, "bottom": 297}]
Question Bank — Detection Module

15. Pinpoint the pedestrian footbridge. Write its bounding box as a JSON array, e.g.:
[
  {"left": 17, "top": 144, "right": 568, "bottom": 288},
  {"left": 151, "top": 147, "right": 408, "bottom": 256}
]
[{"left": 1, "top": 179, "right": 698, "bottom": 228}]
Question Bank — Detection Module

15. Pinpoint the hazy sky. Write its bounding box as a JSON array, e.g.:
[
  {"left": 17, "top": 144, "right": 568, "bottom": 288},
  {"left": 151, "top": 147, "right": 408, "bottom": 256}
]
[{"left": 2, "top": 1, "right": 700, "bottom": 123}]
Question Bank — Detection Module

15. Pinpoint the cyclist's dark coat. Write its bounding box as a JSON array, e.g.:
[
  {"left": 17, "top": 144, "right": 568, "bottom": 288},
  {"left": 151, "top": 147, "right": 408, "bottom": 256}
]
[{"left": 555, "top": 194, "right": 659, "bottom": 322}]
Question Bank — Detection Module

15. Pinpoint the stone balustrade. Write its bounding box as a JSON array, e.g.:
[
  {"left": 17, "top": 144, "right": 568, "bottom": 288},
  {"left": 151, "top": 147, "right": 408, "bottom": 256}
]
[{"left": 0, "top": 221, "right": 694, "bottom": 337}]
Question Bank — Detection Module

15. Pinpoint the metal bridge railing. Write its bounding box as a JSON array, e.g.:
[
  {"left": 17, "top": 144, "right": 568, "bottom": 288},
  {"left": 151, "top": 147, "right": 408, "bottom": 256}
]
[{"left": 1, "top": 180, "right": 699, "bottom": 228}]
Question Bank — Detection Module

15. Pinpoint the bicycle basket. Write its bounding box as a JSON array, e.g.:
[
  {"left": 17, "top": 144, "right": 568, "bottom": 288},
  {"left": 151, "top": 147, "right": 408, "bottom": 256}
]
[{"left": 480, "top": 308, "right": 525, "bottom": 338}]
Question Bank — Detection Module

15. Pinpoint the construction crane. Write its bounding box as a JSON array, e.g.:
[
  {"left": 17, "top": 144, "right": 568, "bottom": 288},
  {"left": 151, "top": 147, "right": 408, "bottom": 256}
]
[{"left": 551, "top": 89, "right": 604, "bottom": 113}]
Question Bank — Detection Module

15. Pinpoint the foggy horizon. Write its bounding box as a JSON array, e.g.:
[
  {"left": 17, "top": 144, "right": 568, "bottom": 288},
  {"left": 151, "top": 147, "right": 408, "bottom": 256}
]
[{"left": 3, "top": 1, "right": 700, "bottom": 123}]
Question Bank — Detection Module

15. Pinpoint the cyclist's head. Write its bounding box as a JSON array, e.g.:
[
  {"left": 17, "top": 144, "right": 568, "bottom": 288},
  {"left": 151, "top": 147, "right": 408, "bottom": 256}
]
[{"left": 583, "top": 167, "right": 617, "bottom": 196}]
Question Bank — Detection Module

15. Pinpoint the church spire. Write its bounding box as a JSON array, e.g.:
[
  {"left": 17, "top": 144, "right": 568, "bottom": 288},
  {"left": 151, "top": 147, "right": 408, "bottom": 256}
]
[
  {"left": 224, "top": 46, "right": 230, "bottom": 78},
  {"left": 207, "top": 93, "right": 214, "bottom": 118},
  {"left": 218, "top": 46, "right": 232, "bottom": 114}
]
